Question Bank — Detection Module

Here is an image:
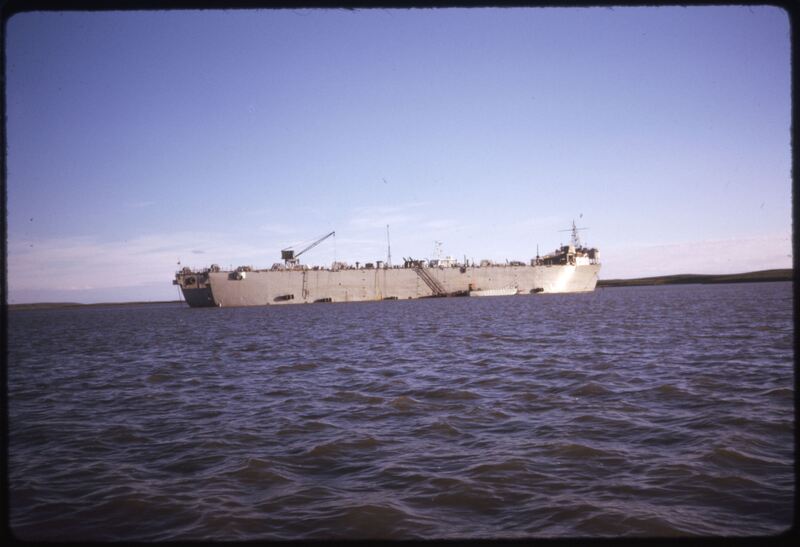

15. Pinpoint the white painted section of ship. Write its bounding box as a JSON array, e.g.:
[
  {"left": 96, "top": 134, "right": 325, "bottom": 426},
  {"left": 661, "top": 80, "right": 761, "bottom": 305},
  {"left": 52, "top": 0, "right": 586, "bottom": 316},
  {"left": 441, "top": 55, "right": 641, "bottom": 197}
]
[{"left": 469, "top": 287, "right": 518, "bottom": 297}]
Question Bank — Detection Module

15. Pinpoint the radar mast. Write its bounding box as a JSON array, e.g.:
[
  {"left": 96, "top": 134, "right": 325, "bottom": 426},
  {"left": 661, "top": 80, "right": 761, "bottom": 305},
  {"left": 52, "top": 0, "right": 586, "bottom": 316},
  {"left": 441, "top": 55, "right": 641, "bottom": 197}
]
[{"left": 559, "top": 220, "right": 589, "bottom": 248}]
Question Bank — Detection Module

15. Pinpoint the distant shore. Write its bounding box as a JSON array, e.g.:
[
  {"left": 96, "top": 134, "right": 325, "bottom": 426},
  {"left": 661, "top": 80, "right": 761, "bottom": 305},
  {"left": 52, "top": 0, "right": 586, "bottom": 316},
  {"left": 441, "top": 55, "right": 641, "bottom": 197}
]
[
  {"left": 597, "top": 268, "right": 792, "bottom": 288},
  {"left": 7, "top": 269, "right": 793, "bottom": 310},
  {"left": 8, "top": 300, "right": 183, "bottom": 311}
]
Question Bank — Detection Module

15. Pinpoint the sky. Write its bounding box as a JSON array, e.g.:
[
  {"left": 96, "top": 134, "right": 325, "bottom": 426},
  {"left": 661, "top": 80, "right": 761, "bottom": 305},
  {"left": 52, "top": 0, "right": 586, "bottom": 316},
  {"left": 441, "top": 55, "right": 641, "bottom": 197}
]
[{"left": 5, "top": 6, "right": 792, "bottom": 303}]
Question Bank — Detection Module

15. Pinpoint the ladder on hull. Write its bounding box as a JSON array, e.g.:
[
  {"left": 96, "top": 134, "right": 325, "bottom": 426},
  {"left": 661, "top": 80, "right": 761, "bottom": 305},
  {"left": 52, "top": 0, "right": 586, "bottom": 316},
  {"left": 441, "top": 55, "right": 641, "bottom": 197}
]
[{"left": 413, "top": 266, "right": 447, "bottom": 297}]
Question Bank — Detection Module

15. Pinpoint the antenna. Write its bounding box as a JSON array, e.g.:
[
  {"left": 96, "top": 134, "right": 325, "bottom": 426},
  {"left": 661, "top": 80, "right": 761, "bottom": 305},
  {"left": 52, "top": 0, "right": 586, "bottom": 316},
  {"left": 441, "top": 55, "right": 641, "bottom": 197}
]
[
  {"left": 559, "top": 220, "right": 589, "bottom": 248},
  {"left": 386, "top": 225, "right": 392, "bottom": 267},
  {"left": 433, "top": 241, "right": 443, "bottom": 260}
]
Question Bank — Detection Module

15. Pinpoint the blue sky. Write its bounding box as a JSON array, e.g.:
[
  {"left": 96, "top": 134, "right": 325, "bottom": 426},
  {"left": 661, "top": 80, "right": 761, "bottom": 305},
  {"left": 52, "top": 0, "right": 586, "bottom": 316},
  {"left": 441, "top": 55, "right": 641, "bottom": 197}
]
[{"left": 5, "top": 7, "right": 792, "bottom": 303}]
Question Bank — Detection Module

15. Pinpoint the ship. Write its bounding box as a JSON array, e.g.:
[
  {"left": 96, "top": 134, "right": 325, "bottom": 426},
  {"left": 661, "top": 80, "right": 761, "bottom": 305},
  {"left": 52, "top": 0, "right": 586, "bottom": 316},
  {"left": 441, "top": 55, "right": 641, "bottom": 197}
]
[{"left": 173, "top": 221, "right": 601, "bottom": 308}]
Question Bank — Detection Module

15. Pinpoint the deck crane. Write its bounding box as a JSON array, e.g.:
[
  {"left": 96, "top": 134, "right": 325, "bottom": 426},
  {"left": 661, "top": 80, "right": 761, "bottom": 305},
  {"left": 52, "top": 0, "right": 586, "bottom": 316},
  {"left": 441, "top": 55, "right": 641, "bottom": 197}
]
[{"left": 281, "top": 231, "right": 336, "bottom": 266}]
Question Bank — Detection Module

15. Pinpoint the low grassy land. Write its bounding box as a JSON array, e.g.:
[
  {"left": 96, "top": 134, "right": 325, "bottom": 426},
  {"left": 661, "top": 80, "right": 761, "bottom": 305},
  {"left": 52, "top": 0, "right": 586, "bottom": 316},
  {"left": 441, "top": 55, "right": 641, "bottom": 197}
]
[{"left": 598, "top": 268, "right": 793, "bottom": 288}]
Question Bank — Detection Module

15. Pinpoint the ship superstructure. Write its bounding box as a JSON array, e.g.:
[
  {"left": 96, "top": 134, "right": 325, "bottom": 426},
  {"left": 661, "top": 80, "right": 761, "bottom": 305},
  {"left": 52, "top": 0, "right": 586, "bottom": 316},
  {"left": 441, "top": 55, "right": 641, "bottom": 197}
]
[{"left": 173, "top": 222, "right": 601, "bottom": 307}]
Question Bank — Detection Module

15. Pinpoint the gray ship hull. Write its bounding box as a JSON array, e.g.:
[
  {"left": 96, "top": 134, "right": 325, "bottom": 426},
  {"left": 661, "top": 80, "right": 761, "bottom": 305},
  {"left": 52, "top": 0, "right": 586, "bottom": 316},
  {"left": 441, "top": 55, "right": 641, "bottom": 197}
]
[{"left": 175, "top": 263, "right": 600, "bottom": 308}]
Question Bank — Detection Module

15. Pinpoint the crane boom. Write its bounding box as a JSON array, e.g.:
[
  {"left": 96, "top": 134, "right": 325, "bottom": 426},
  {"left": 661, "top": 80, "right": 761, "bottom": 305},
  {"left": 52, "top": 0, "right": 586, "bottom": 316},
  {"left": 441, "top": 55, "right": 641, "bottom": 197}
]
[
  {"left": 281, "top": 231, "right": 336, "bottom": 264},
  {"left": 295, "top": 231, "right": 335, "bottom": 259}
]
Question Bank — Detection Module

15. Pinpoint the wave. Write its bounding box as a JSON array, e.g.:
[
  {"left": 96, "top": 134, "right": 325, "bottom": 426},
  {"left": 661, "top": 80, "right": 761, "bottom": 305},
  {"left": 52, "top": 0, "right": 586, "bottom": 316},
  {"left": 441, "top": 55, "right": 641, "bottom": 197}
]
[
  {"left": 570, "top": 382, "right": 614, "bottom": 397},
  {"left": 413, "top": 419, "right": 462, "bottom": 437},
  {"left": 545, "top": 442, "right": 623, "bottom": 460},
  {"left": 759, "top": 386, "right": 794, "bottom": 399},
  {"left": 223, "top": 458, "right": 292, "bottom": 485},
  {"left": 422, "top": 388, "right": 480, "bottom": 401},
  {"left": 324, "top": 390, "right": 384, "bottom": 404},
  {"left": 703, "top": 446, "right": 784, "bottom": 467},
  {"left": 305, "top": 435, "right": 381, "bottom": 459},
  {"left": 274, "top": 361, "right": 320, "bottom": 373},
  {"left": 387, "top": 395, "right": 420, "bottom": 412},
  {"left": 145, "top": 372, "right": 175, "bottom": 384}
]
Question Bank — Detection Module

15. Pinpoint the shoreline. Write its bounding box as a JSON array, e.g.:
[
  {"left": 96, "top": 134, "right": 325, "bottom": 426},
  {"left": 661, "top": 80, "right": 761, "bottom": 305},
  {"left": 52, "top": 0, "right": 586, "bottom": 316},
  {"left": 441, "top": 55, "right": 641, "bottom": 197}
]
[
  {"left": 7, "top": 269, "right": 792, "bottom": 310},
  {"left": 597, "top": 268, "right": 792, "bottom": 288},
  {"left": 7, "top": 300, "right": 183, "bottom": 311}
]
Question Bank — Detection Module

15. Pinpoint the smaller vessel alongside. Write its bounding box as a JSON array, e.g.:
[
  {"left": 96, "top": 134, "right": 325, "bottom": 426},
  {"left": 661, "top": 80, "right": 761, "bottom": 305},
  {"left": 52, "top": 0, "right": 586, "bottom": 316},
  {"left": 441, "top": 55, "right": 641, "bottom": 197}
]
[{"left": 469, "top": 287, "right": 518, "bottom": 297}]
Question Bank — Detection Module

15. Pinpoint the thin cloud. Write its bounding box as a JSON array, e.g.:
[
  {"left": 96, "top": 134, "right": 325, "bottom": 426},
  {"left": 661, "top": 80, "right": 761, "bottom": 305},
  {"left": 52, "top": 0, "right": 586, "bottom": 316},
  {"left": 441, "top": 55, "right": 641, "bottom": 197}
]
[
  {"left": 7, "top": 231, "right": 275, "bottom": 295},
  {"left": 505, "top": 215, "right": 572, "bottom": 231},
  {"left": 421, "top": 219, "right": 462, "bottom": 231},
  {"left": 347, "top": 202, "right": 430, "bottom": 230},
  {"left": 257, "top": 223, "right": 297, "bottom": 235}
]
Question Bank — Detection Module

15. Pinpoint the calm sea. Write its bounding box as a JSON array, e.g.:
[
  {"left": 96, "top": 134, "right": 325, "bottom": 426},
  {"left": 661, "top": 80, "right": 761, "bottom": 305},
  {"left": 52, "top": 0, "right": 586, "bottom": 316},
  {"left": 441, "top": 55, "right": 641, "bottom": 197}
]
[{"left": 7, "top": 282, "right": 794, "bottom": 540}]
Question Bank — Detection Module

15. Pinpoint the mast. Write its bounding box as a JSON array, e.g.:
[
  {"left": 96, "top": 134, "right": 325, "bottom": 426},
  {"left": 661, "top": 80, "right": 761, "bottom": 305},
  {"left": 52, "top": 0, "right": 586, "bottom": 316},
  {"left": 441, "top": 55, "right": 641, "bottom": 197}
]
[
  {"left": 386, "top": 224, "right": 392, "bottom": 267},
  {"left": 571, "top": 220, "right": 581, "bottom": 247},
  {"left": 559, "top": 220, "right": 588, "bottom": 248}
]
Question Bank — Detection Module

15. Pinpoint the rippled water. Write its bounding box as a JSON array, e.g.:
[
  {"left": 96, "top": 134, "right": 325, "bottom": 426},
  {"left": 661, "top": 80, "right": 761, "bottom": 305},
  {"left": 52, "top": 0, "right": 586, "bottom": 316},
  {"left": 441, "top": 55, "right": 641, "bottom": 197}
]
[{"left": 7, "top": 282, "right": 794, "bottom": 539}]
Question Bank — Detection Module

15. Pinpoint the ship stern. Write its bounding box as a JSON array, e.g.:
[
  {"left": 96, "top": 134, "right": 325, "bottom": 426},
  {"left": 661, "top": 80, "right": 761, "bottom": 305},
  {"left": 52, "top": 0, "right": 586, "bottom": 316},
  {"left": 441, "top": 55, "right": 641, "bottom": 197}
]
[{"left": 174, "top": 268, "right": 216, "bottom": 307}]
